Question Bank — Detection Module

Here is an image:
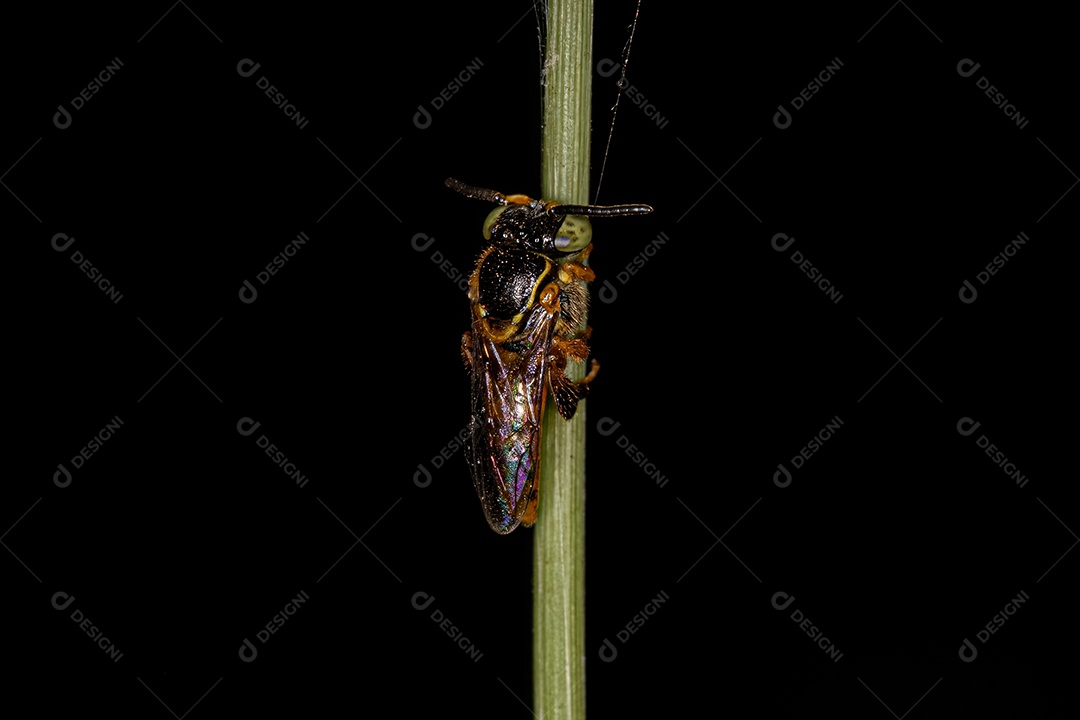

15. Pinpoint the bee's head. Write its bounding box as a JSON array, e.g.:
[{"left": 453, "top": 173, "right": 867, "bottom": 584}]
[
  {"left": 445, "top": 177, "right": 651, "bottom": 256},
  {"left": 481, "top": 200, "right": 591, "bottom": 255}
]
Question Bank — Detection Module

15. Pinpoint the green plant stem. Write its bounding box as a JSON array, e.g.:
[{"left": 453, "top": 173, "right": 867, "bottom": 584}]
[{"left": 534, "top": 0, "right": 592, "bottom": 718}]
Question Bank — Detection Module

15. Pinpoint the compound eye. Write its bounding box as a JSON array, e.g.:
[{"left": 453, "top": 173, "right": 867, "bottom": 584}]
[
  {"left": 482, "top": 206, "right": 509, "bottom": 240},
  {"left": 554, "top": 215, "right": 592, "bottom": 252}
]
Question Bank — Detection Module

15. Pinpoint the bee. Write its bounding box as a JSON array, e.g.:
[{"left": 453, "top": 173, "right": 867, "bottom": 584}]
[{"left": 446, "top": 178, "right": 653, "bottom": 534}]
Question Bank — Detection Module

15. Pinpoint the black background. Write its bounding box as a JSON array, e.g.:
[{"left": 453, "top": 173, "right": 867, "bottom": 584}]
[{"left": 4, "top": 2, "right": 1076, "bottom": 718}]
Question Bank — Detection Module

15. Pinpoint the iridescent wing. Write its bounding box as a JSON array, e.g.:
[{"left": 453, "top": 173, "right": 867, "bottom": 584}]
[{"left": 465, "top": 302, "right": 557, "bottom": 534}]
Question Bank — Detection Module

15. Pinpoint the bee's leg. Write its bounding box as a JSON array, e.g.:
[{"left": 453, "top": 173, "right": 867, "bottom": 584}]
[
  {"left": 461, "top": 331, "right": 474, "bottom": 368},
  {"left": 549, "top": 336, "right": 599, "bottom": 420},
  {"left": 554, "top": 336, "right": 590, "bottom": 364},
  {"left": 560, "top": 244, "right": 596, "bottom": 284},
  {"left": 521, "top": 488, "right": 539, "bottom": 527},
  {"left": 538, "top": 282, "right": 561, "bottom": 313},
  {"left": 576, "top": 241, "right": 595, "bottom": 266}
]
